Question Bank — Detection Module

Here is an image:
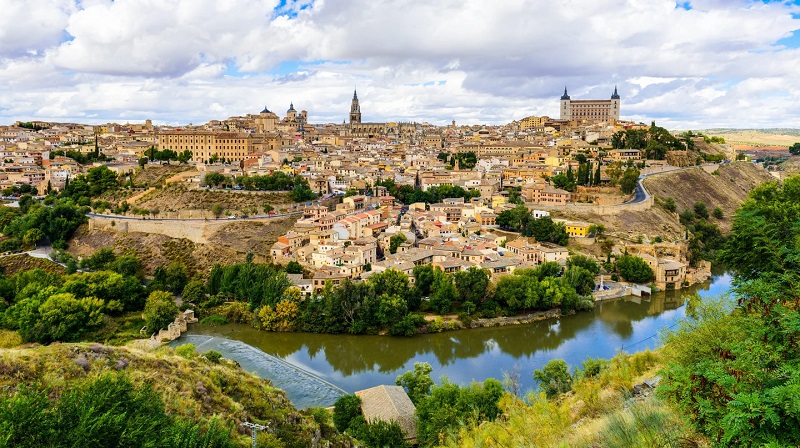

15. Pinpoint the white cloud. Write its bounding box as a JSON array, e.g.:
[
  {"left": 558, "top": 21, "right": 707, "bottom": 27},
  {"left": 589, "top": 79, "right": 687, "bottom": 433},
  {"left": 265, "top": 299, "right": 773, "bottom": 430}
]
[{"left": 0, "top": 0, "right": 798, "bottom": 128}]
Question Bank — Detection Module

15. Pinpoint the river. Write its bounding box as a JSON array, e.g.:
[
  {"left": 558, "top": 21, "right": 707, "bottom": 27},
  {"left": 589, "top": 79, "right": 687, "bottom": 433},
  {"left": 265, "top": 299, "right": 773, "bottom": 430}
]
[{"left": 174, "top": 272, "right": 732, "bottom": 409}]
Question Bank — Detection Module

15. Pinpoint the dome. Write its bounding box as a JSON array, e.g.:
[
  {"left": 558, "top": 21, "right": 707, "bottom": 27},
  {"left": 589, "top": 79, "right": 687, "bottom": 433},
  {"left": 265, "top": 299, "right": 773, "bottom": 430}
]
[
  {"left": 261, "top": 105, "right": 271, "bottom": 114},
  {"left": 287, "top": 102, "right": 295, "bottom": 112}
]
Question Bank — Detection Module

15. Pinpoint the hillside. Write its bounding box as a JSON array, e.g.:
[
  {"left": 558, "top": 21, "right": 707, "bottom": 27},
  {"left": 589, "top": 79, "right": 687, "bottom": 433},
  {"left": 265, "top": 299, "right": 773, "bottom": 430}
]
[
  {"left": 0, "top": 253, "right": 65, "bottom": 276},
  {"left": 133, "top": 184, "right": 293, "bottom": 217},
  {"left": 67, "top": 215, "right": 299, "bottom": 275},
  {"left": 643, "top": 162, "right": 773, "bottom": 232},
  {"left": 0, "top": 342, "right": 351, "bottom": 447}
]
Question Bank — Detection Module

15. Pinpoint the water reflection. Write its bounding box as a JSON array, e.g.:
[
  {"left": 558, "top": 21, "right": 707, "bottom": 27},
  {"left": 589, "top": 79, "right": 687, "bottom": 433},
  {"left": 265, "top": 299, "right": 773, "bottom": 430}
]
[{"left": 186, "top": 273, "right": 731, "bottom": 395}]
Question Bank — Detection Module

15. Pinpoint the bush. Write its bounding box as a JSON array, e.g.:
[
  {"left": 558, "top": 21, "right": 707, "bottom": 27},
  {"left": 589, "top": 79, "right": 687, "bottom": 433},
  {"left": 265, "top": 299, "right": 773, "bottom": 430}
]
[
  {"left": 332, "top": 394, "right": 362, "bottom": 433},
  {"left": 176, "top": 343, "right": 197, "bottom": 359},
  {"left": 616, "top": 255, "right": 654, "bottom": 284},
  {"left": 534, "top": 359, "right": 573, "bottom": 399},
  {"left": 204, "top": 350, "right": 222, "bottom": 364},
  {"left": 662, "top": 197, "right": 677, "bottom": 212},
  {"left": 143, "top": 291, "right": 178, "bottom": 333},
  {"left": 200, "top": 315, "right": 229, "bottom": 326}
]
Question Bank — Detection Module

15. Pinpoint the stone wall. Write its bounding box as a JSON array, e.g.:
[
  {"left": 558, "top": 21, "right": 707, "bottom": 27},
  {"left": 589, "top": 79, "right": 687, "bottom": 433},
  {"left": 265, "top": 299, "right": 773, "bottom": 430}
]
[
  {"left": 88, "top": 214, "right": 299, "bottom": 244},
  {"left": 531, "top": 195, "right": 654, "bottom": 216}
]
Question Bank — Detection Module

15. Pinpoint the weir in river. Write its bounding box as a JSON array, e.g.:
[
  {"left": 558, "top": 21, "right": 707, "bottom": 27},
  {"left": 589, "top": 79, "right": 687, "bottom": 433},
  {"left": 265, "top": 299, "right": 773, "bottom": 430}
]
[{"left": 170, "top": 335, "right": 346, "bottom": 409}]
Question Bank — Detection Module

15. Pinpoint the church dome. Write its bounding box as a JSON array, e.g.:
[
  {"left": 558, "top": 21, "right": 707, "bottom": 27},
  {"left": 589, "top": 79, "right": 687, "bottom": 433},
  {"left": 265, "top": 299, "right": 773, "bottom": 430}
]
[{"left": 261, "top": 106, "right": 271, "bottom": 114}]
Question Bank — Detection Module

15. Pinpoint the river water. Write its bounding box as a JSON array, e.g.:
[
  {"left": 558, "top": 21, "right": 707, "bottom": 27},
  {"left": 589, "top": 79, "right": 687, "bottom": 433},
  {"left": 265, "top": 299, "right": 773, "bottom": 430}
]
[{"left": 175, "top": 273, "right": 732, "bottom": 409}]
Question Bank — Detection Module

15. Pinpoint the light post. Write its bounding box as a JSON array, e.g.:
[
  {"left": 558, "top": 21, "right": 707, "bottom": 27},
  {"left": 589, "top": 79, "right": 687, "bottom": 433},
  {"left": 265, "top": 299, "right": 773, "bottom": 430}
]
[{"left": 241, "top": 421, "right": 269, "bottom": 448}]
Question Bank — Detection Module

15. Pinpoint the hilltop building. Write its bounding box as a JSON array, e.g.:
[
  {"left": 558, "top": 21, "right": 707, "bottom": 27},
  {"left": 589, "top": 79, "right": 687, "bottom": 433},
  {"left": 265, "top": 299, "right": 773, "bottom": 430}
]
[{"left": 559, "top": 87, "right": 620, "bottom": 122}]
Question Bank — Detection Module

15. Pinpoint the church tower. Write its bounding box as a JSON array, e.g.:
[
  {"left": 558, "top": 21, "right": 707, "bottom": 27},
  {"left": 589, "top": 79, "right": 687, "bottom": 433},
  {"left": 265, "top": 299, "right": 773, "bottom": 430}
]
[
  {"left": 560, "top": 87, "right": 571, "bottom": 120},
  {"left": 610, "top": 86, "right": 621, "bottom": 121},
  {"left": 349, "top": 89, "right": 362, "bottom": 124}
]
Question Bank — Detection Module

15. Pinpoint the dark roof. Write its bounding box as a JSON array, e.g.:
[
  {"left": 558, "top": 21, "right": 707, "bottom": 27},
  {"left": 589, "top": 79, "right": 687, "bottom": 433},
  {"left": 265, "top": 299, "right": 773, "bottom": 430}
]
[{"left": 560, "top": 87, "right": 570, "bottom": 100}]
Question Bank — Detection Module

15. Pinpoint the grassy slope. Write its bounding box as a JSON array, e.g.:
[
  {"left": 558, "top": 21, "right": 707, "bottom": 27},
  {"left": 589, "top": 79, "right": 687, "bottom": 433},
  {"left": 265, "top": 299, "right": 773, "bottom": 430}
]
[
  {"left": 643, "top": 161, "right": 774, "bottom": 232},
  {"left": 439, "top": 350, "right": 705, "bottom": 448},
  {"left": 67, "top": 215, "right": 298, "bottom": 276},
  {"left": 0, "top": 342, "right": 351, "bottom": 447}
]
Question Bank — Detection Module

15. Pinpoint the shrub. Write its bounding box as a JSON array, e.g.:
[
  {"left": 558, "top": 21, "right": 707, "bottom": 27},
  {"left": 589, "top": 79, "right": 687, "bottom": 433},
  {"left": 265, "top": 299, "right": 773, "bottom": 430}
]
[
  {"left": 200, "top": 315, "right": 229, "bottom": 326},
  {"left": 143, "top": 291, "right": 178, "bottom": 333},
  {"left": 204, "top": 350, "right": 222, "bottom": 364},
  {"left": 176, "top": 343, "right": 197, "bottom": 359},
  {"left": 534, "top": 359, "right": 573, "bottom": 399},
  {"left": 332, "top": 394, "right": 362, "bottom": 433}
]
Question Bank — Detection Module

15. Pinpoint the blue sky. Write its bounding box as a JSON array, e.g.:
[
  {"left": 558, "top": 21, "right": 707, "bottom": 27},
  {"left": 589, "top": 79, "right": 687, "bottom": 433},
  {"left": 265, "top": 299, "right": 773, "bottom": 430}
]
[{"left": 0, "top": 0, "right": 799, "bottom": 129}]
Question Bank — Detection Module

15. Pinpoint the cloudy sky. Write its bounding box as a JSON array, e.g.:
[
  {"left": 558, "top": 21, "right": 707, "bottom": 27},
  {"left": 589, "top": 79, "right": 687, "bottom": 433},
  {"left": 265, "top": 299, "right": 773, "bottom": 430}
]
[{"left": 1, "top": 0, "right": 799, "bottom": 129}]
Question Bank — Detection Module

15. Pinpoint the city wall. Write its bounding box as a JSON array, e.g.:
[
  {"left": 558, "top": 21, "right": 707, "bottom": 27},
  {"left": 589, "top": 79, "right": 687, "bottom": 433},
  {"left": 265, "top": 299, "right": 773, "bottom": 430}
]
[{"left": 532, "top": 195, "right": 654, "bottom": 216}]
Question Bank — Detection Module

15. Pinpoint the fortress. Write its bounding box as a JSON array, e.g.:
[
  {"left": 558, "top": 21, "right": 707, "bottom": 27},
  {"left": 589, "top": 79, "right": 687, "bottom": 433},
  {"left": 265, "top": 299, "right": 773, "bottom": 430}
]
[{"left": 559, "top": 87, "right": 620, "bottom": 122}]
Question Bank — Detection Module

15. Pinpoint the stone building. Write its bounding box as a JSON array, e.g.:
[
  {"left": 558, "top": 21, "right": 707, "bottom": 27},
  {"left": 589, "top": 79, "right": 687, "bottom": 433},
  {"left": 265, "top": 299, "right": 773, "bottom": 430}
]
[{"left": 559, "top": 87, "right": 621, "bottom": 122}]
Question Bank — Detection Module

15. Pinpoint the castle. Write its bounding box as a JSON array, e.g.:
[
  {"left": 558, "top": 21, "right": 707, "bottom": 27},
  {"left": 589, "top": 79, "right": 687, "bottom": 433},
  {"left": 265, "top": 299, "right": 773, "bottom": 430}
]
[{"left": 559, "top": 87, "right": 620, "bottom": 122}]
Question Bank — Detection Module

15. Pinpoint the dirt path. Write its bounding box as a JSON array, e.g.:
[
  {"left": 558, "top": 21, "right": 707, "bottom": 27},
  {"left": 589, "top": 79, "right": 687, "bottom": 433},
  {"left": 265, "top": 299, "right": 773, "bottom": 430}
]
[{"left": 126, "top": 187, "right": 155, "bottom": 204}]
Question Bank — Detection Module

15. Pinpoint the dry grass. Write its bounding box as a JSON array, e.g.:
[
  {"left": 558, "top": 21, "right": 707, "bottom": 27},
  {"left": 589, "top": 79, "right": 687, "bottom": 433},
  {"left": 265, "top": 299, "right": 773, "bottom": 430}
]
[{"left": 440, "top": 349, "right": 706, "bottom": 448}]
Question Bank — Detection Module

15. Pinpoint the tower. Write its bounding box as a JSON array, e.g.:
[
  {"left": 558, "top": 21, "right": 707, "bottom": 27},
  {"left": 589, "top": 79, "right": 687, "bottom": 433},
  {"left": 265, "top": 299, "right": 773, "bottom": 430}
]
[
  {"left": 610, "top": 86, "right": 621, "bottom": 121},
  {"left": 286, "top": 102, "right": 297, "bottom": 122},
  {"left": 559, "top": 87, "right": 571, "bottom": 120},
  {"left": 349, "top": 89, "right": 362, "bottom": 124}
]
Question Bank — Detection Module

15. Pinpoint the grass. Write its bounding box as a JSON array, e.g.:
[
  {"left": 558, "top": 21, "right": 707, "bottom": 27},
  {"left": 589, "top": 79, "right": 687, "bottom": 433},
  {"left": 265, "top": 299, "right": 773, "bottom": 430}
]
[
  {"left": 0, "top": 342, "right": 353, "bottom": 447},
  {"left": 439, "top": 349, "right": 706, "bottom": 448}
]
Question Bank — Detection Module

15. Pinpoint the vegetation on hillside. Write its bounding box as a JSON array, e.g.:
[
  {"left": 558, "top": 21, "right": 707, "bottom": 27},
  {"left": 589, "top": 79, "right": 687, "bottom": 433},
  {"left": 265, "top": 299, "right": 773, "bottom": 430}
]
[
  {"left": 611, "top": 122, "right": 686, "bottom": 160},
  {"left": 0, "top": 343, "right": 352, "bottom": 448},
  {"left": 658, "top": 176, "right": 800, "bottom": 446},
  {"left": 373, "top": 180, "right": 481, "bottom": 205},
  {"left": 495, "top": 204, "right": 569, "bottom": 245}
]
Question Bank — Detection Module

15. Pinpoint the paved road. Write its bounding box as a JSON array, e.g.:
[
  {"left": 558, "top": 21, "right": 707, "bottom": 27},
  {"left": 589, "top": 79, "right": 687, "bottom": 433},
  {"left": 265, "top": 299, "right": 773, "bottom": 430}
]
[{"left": 626, "top": 162, "right": 726, "bottom": 205}]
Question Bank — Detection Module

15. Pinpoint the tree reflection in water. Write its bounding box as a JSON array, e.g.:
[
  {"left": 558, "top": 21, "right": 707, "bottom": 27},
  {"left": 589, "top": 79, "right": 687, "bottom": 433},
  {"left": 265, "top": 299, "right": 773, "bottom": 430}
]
[{"left": 187, "top": 274, "right": 730, "bottom": 393}]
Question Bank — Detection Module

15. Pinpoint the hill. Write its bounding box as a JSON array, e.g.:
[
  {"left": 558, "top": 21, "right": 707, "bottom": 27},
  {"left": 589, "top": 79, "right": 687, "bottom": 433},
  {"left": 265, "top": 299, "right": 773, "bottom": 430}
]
[
  {"left": 0, "top": 342, "right": 351, "bottom": 447},
  {"left": 643, "top": 162, "right": 774, "bottom": 232},
  {"left": 67, "top": 215, "right": 299, "bottom": 276}
]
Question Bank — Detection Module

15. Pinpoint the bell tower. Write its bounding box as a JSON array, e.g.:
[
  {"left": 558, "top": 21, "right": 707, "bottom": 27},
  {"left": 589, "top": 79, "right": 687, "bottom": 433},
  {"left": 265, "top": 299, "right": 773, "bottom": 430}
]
[{"left": 349, "top": 89, "right": 362, "bottom": 124}]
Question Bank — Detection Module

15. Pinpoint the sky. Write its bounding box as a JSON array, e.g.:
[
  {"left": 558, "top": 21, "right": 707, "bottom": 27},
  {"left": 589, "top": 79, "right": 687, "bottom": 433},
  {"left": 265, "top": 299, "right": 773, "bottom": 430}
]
[{"left": 1, "top": 0, "right": 799, "bottom": 129}]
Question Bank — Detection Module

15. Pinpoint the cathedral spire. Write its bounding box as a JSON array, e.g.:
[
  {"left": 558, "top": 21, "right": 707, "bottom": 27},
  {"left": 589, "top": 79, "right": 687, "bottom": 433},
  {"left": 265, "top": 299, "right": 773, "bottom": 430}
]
[
  {"left": 611, "top": 85, "right": 620, "bottom": 99},
  {"left": 561, "top": 86, "right": 570, "bottom": 100}
]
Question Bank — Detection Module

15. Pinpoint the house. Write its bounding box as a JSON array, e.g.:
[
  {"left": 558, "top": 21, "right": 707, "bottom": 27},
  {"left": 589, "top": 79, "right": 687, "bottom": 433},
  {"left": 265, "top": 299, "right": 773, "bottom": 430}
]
[
  {"left": 355, "top": 385, "right": 417, "bottom": 442},
  {"left": 563, "top": 220, "right": 592, "bottom": 237}
]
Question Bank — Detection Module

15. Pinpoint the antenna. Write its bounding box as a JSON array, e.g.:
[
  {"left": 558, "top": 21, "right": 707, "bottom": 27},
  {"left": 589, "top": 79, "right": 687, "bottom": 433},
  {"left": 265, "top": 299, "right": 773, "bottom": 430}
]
[{"left": 241, "top": 421, "right": 269, "bottom": 448}]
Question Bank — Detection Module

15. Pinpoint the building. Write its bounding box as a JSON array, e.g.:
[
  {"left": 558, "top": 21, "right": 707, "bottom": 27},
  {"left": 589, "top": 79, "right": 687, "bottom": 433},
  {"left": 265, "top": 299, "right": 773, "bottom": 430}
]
[
  {"left": 355, "top": 385, "right": 417, "bottom": 442},
  {"left": 559, "top": 87, "right": 620, "bottom": 122},
  {"left": 158, "top": 130, "right": 280, "bottom": 163},
  {"left": 349, "top": 90, "right": 362, "bottom": 124}
]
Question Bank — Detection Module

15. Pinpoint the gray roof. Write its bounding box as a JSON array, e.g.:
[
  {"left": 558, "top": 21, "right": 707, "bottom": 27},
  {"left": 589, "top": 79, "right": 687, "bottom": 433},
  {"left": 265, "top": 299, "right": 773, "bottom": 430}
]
[{"left": 355, "top": 385, "right": 417, "bottom": 441}]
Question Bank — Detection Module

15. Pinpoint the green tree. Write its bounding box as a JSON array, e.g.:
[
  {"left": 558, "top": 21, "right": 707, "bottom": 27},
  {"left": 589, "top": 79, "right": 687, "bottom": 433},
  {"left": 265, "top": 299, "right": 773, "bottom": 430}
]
[
  {"left": 663, "top": 197, "right": 677, "bottom": 212},
  {"left": 566, "top": 254, "right": 600, "bottom": 275},
  {"left": 22, "top": 228, "right": 44, "bottom": 248},
  {"left": 389, "top": 233, "right": 407, "bottom": 254},
  {"left": 395, "top": 362, "right": 434, "bottom": 406},
  {"left": 452, "top": 267, "right": 490, "bottom": 305},
  {"left": 616, "top": 254, "right": 654, "bottom": 283},
  {"left": 204, "top": 172, "right": 226, "bottom": 187},
  {"left": 429, "top": 270, "right": 456, "bottom": 314},
  {"left": 533, "top": 359, "right": 573, "bottom": 398},
  {"left": 789, "top": 142, "right": 800, "bottom": 155},
  {"left": 181, "top": 280, "right": 206, "bottom": 304},
  {"left": 285, "top": 261, "right": 303, "bottom": 274},
  {"left": 143, "top": 290, "right": 178, "bottom": 333},
  {"left": 332, "top": 394, "right": 363, "bottom": 433},
  {"left": 291, "top": 176, "right": 316, "bottom": 202},
  {"left": 619, "top": 167, "right": 640, "bottom": 195},
  {"left": 211, "top": 204, "right": 224, "bottom": 219}
]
